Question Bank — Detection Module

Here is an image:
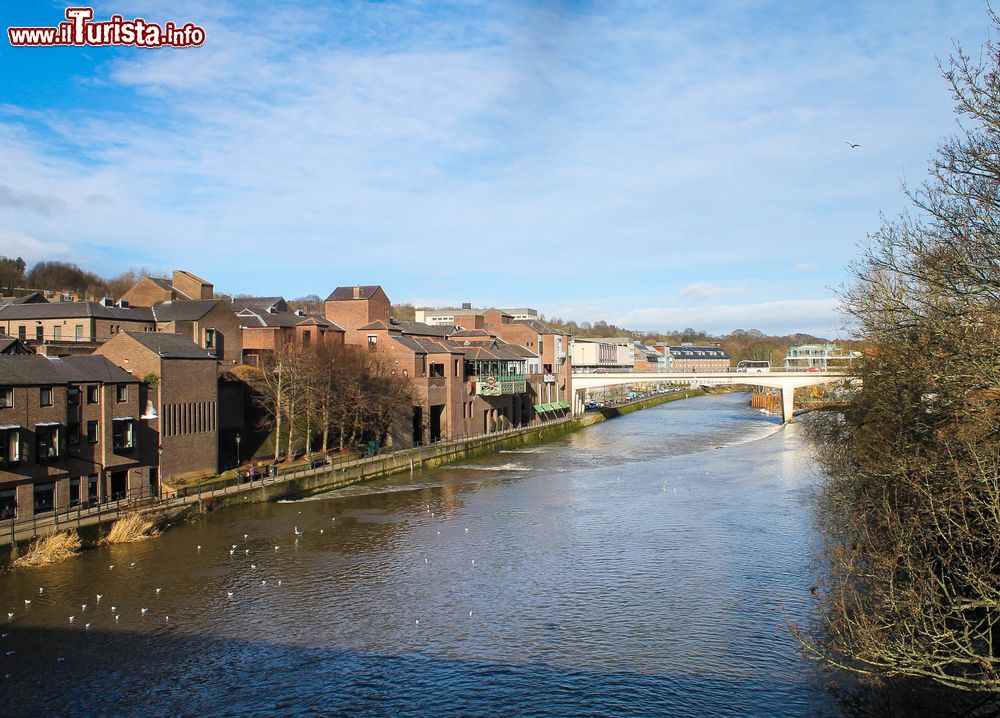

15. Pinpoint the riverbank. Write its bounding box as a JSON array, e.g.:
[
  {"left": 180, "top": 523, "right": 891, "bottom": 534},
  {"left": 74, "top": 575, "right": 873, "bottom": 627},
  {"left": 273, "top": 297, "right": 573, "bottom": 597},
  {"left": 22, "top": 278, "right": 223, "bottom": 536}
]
[{"left": 0, "top": 388, "right": 706, "bottom": 567}]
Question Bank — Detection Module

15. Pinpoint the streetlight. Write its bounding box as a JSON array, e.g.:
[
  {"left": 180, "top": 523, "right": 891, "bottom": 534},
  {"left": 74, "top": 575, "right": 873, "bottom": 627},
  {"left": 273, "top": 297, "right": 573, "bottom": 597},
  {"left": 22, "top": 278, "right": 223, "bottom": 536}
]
[
  {"left": 156, "top": 446, "right": 163, "bottom": 499},
  {"left": 235, "top": 432, "right": 241, "bottom": 466}
]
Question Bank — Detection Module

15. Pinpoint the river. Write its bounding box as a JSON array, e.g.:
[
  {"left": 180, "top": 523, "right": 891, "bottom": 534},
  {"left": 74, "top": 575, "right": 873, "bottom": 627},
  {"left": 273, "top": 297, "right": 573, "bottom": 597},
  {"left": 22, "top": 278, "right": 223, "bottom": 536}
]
[{"left": 1, "top": 392, "right": 833, "bottom": 717}]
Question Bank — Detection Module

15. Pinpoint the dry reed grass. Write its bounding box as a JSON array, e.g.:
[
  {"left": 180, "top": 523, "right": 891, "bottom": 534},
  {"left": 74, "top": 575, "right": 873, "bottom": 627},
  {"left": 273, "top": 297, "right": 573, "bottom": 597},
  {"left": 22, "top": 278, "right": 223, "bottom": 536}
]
[
  {"left": 12, "top": 530, "right": 81, "bottom": 568},
  {"left": 101, "top": 513, "right": 159, "bottom": 545}
]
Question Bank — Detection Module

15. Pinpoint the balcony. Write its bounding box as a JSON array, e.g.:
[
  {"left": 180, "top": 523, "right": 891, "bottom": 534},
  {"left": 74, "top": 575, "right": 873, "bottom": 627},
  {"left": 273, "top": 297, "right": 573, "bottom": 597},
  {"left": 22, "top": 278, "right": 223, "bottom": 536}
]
[{"left": 476, "top": 374, "right": 527, "bottom": 396}]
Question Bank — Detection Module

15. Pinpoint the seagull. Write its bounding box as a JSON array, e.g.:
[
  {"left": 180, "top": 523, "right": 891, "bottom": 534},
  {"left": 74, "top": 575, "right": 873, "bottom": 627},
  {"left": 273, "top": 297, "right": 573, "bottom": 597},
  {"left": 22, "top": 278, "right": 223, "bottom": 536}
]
[
  {"left": 243, "top": 534, "right": 248, "bottom": 540},
  {"left": 227, "top": 591, "right": 234, "bottom": 599},
  {"left": 293, "top": 526, "right": 302, "bottom": 536},
  {"left": 469, "top": 611, "right": 473, "bottom": 617},
  {"left": 130, "top": 562, "right": 136, "bottom": 568},
  {"left": 141, "top": 608, "right": 148, "bottom": 615},
  {"left": 415, "top": 619, "right": 419, "bottom": 625},
  {"left": 319, "top": 529, "right": 324, "bottom": 534},
  {"left": 245, "top": 549, "right": 250, "bottom": 555},
  {"left": 197, "top": 545, "right": 202, "bottom": 551},
  {"left": 81, "top": 603, "right": 87, "bottom": 611},
  {"left": 85, "top": 623, "right": 91, "bottom": 630},
  {"left": 251, "top": 564, "right": 257, "bottom": 570},
  {"left": 110, "top": 606, "right": 117, "bottom": 612},
  {"left": 465, "top": 528, "right": 469, "bottom": 533},
  {"left": 155, "top": 588, "right": 162, "bottom": 595},
  {"left": 114, "top": 615, "right": 120, "bottom": 623},
  {"left": 274, "top": 545, "right": 280, "bottom": 552},
  {"left": 68, "top": 616, "right": 75, "bottom": 623},
  {"left": 109, "top": 565, "right": 114, "bottom": 570},
  {"left": 231, "top": 544, "right": 238, "bottom": 550},
  {"left": 23, "top": 600, "right": 30, "bottom": 606},
  {"left": 5, "top": 613, "right": 12, "bottom": 621},
  {"left": 165, "top": 616, "right": 170, "bottom": 622},
  {"left": 261, "top": 580, "right": 267, "bottom": 586},
  {"left": 96, "top": 594, "right": 103, "bottom": 603},
  {"left": 277, "top": 580, "right": 282, "bottom": 586},
  {"left": 844, "top": 141, "right": 861, "bottom": 148},
  {"left": 38, "top": 587, "right": 44, "bottom": 594}
]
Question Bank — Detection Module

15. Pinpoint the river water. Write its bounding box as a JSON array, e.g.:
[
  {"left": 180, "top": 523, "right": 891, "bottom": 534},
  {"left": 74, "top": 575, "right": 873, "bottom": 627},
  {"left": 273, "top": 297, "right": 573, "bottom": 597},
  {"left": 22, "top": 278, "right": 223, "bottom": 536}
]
[{"left": 1, "top": 393, "right": 833, "bottom": 717}]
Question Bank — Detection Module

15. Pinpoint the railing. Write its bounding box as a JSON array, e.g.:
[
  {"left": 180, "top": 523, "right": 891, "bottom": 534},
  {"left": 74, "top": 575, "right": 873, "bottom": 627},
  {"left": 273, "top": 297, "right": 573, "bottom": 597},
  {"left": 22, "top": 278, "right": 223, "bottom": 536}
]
[{"left": 1, "top": 412, "right": 579, "bottom": 547}]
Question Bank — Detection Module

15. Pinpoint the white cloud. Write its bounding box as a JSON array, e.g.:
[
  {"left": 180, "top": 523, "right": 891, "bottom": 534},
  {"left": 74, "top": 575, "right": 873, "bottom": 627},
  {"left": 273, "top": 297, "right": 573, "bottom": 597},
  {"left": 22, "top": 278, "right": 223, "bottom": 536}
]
[
  {"left": 676, "top": 282, "right": 746, "bottom": 301},
  {"left": 790, "top": 263, "right": 819, "bottom": 272},
  {"left": 0, "top": 231, "right": 73, "bottom": 263}
]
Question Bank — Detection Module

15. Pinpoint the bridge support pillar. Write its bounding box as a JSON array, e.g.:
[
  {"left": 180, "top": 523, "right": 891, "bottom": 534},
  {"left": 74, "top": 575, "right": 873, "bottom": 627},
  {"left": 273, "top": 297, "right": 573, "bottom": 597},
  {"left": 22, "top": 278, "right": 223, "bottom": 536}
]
[{"left": 781, "top": 387, "right": 795, "bottom": 423}]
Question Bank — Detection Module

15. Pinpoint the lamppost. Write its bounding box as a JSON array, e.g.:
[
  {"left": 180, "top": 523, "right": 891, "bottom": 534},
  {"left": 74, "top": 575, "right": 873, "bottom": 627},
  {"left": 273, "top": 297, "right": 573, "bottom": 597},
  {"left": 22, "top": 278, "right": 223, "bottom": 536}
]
[
  {"left": 156, "top": 445, "right": 163, "bottom": 499},
  {"left": 235, "top": 432, "right": 241, "bottom": 467}
]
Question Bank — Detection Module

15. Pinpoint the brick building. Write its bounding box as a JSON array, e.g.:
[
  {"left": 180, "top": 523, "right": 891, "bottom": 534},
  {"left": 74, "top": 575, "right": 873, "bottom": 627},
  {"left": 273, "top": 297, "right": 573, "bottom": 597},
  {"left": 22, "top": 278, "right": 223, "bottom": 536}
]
[
  {"left": 96, "top": 332, "right": 220, "bottom": 486},
  {"left": 150, "top": 299, "right": 243, "bottom": 366},
  {"left": 0, "top": 299, "right": 156, "bottom": 347},
  {"left": 0, "top": 354, "right": 148, "bottom": 521},
  {"left": 120, "top": 269, "right": 215, "bottom": 307},
  {"left": 658, "top": 344, "right": 730, "bottom": 372},
  {"left": 234, "top": 296, "right": 344, "bottom": 366}
]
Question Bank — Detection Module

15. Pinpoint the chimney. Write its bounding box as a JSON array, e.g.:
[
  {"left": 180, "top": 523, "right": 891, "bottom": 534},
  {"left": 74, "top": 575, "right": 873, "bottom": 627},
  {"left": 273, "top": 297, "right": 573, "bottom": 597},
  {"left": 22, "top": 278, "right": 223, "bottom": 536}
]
[
  {"left": 353, "top": 286, "right": 362, "bottom": 300},
  {"left": 462, "top": 302, "right": 471, "bottom": 310}
]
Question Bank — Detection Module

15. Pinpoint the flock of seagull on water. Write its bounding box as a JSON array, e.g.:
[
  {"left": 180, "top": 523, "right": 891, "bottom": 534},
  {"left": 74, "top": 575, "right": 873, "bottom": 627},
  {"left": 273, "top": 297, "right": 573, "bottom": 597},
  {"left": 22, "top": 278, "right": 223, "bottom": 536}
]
[{"left": 4, "top": 504, "right": 478, "bottom": 675}]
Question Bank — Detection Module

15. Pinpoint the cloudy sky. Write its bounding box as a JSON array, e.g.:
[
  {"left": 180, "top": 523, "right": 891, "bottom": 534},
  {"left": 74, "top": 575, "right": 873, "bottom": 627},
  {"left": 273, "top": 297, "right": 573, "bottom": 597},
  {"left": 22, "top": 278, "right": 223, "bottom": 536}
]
[{"left": 0, "top": 1, "right": 990, "bottom": 336}]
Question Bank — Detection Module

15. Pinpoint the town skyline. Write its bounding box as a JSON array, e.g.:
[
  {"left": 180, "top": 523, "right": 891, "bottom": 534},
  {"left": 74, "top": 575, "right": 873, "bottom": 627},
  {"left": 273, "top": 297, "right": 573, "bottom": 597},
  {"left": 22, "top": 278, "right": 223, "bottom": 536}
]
[{"left": 0, "top": 1, "right": 988, "bottom": 336}]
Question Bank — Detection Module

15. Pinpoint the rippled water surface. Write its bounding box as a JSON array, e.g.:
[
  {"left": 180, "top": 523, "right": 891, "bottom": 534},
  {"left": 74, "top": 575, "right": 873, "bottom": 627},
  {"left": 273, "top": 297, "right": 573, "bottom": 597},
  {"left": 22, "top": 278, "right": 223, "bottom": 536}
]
[{"left": 1, "top": 393, "right": 832, "bottom": 717}]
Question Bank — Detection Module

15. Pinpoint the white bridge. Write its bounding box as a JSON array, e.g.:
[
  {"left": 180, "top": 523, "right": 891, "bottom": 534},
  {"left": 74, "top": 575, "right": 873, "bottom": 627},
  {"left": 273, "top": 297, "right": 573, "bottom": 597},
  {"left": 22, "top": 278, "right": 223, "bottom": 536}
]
[{"left": 571, "top": 371, "right": 848, "bottom": 422}]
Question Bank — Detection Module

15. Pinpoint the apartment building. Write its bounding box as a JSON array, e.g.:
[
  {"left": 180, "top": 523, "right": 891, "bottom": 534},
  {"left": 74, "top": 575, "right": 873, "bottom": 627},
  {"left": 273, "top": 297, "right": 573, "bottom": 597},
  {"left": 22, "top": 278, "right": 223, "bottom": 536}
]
[
  {"left": 96, "top": 332, "right": 220, "bottom": 485},
  {"left": 660, "top": 344, "right": 731, "bottom": 372},
  {"left": 234, "top": 296, "right": 344, "bottom": 365},
  {"left": 324, "top": 285, "right": 392, "bottom": 338},
  {"left": 784, "top": 343, "right": 861, "bottom": 370},
  {"left": 121, "top": 269, "right": 215, "bottom": 306},
  {"left": 0, "top": 299, "right": 155, "bottom": 346},
  {"left": 0, "top": 354, "right": 147, "bottom": 520}
]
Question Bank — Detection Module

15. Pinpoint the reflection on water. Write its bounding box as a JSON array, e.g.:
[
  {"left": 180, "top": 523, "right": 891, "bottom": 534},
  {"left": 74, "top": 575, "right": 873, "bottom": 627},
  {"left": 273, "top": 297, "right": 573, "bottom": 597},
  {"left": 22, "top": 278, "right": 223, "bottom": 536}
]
[{"left": 0, "top": 393, "right": 832, "bottom": 717}]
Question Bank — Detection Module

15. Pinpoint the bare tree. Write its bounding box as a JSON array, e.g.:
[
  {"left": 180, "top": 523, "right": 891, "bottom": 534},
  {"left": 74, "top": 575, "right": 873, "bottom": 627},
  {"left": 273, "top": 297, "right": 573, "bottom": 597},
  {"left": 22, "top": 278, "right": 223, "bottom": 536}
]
[{"left": 803, "top": 13, "right": 1000, "bottom": 704}]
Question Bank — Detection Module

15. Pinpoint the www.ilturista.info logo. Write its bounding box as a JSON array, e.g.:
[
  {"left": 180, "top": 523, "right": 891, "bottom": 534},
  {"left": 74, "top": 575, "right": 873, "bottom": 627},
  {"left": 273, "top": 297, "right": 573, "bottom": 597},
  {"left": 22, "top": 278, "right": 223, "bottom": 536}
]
[{"left": 8, "top": 7, "right": 205, "bottom": 48}]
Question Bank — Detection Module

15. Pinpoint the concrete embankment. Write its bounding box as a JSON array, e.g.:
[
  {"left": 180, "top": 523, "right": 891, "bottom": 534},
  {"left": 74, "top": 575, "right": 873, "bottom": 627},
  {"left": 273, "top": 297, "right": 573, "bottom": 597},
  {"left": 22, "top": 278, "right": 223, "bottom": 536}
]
[{"left": 0, "top": 388, "right": 705, "bottom": 567}]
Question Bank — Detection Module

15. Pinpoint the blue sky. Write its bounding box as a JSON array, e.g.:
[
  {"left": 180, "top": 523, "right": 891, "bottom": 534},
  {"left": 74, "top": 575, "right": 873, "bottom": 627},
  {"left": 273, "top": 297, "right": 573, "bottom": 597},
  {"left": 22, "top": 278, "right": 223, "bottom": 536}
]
[{"left": 0, "top": 1, "right": 990, "bottom": 336}]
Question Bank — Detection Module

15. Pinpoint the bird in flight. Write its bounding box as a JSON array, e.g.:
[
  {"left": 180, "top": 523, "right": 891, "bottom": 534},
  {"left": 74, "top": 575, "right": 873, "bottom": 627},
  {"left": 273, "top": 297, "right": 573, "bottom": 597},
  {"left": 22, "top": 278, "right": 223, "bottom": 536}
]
[{"left": 844, "top": 141, "right": 861, "bottom": 148}]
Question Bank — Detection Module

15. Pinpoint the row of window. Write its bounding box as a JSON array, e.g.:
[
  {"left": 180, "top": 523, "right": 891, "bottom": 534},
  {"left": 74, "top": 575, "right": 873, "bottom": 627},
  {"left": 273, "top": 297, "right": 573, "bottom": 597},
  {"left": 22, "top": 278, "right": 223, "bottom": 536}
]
[
  {"left": 15, "top": 325, "right": 86, "bottom": 342},
  {"left": 0, "top": 420, "right": 135, "bottom": 467},
  {"left": 0, "top": 474, "right": 119, "bottom": 520},
  {"left": 0, "top": 384, "right": 128, "bottom": 409}
]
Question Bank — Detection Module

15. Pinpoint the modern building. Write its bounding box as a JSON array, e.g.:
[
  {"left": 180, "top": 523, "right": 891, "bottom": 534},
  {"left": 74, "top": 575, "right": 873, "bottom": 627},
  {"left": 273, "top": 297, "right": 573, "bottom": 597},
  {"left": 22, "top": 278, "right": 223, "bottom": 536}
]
[
  {"left": 0, "top": 298, "right": 156, "bottom": 346},
  {"left": 660, "top": 344, "right": 730, "bottom": 372},
  {"left": 784, "top": 343, "right": 861, "bottom": 370},
  {"left": 324, "top": 285, "right": 393, "bottom": 339},
  {"left": 0, "top": 353, "right": 148, "bottom": 521},
  {"left": 121, "top": 269, "right": 215, "bottom": 306},
  {"left": 633, "top": 342, "right": 662, "bottom": 372},
  {"left": 570, "top": 337, "right": 635, "bottom": 372}
]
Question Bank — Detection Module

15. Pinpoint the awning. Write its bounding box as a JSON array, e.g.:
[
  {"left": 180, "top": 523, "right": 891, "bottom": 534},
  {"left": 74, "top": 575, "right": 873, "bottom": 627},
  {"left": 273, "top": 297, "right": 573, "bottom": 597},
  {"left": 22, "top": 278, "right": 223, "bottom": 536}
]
[
  {"left": 558, "top": 400, "right": 570, "bottom": 409},
  {"left": 34, "top": 421, "right": 61, "bottom": 427},
  {"left": 541, "top": 403, "right": 556, "bottom": 412},
  {"left": 533, "top": 404, "right": 546, "bottom": 413}
]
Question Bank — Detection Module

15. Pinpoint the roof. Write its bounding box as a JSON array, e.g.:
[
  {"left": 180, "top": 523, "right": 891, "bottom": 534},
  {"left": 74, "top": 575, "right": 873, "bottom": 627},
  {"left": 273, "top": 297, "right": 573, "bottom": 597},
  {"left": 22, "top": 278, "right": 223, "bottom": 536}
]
[
  {"left": 325, "top": 285, "right": 383, "bottom": 301},
  {"left": 146, "top": 277, "right": 173, "bottom": 290},
  {"left": 0, "top": 301, "right": 154, "bottom": 321},
  {"left": 513, "top": 319, "right": 563, "bottom": 335},
  {"left": 230, "top": 296, "right": 286, "bottom": 312},
  {"left": 634, "top": 343, "right": 661, "bottom": 360},
  {"left": 119, "top": 331, "right": 217, "bottom": 359},
  {"left": 151, "top": 299, "right": 221, "bottom": 322},
  {"left": 0, "top": 354, "right": 137, "bottom": 385},
  {"left": 389, "top": 335, "right": 465, "bottom": 356},
  {"left": 50, "top": 356, "right": 139, "bottom": 383},
  {"left": 395, "top": 321, "right": 449, "bottom": 337},
  {"left": 449, "top": 328, "right": 492, "bottom": 338},
  {"left": 0, "top": 335, "right": 32, "bottom": 355},
  {"left": 359, "top": 320, "right": 399, "bottom": 331}
]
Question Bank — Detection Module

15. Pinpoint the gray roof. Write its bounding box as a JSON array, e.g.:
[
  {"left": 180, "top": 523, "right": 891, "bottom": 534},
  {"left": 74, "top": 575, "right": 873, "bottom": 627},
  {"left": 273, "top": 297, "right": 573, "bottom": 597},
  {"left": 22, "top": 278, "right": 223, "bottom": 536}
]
[
  {"left": 326, "top": 285, "right": 383, "bottom": 301},
  {"left": 121, "top": 331, "right": 216, "bottom": 360},
  {"left": 513, "top": 319, "right": 563, "bottom": 335},
  {"left": 50, "top": 356, "right": 139, "bottom": 383},
  {"left": 0, "top": 301, "right": 154, "bottom": 322},
  {"left": 231, "top": 296, "right": 287, "bottom": 312},
  {"left": 0, "top": 354, "right": 137, "bottom": 385},
  {"left": 396, "top": 321, "right": 449, "bottom": 337},
  {"left": 151, "top": 300, "right": 221, "bottom": 322}
]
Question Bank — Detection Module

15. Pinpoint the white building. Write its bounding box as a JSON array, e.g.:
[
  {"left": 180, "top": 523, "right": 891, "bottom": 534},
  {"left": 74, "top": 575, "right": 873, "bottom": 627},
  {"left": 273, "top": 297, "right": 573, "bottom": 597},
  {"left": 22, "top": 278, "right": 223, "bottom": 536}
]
[
  {"left": 570, "top": 337, "right": 634, "bottom": 372},
  {"left": 784, "top": 343, "right": 861, "bottom": 370}
]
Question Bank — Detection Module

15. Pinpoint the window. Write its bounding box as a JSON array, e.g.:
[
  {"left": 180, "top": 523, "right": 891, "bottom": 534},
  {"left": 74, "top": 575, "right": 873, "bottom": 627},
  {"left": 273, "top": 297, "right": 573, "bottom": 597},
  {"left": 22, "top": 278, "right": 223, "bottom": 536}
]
[
  {"left": 539, "top": 339, "right": 544, "bottom": 354},
  {"left": 40, "top": 387, "right": 53, "bottom": 407},
  {"left": 301, "top": 330, "right": 311, "bottom": 345},
  {"left": 0, "top": 428, "right": 19, "bottom": 465},
  {"left": 35, "top": 424, "right": 60, "bottom": 463},
  {"left": 115, "top": 384, "right": 128, "bottom": 403},
  {"left": 205, "top": 328, "right": 216, "bottom": 350},
  {"left": 52, "top": 325, "right": 61, "bottom": 341},
  {"left": 109, "top": 324, "right": 117, "bottom": 335},
  {"left": 0, "top": 387, "right": 11, "bottom": 409},
  {"left": 367, "top": 335, "right": 377, "bottom": 352},
  {"left": 17, "top": 326, "right": 25, "bottom": 341},
  {"left": 35, "top": 325, "right": 43, "bottom": 342},
  {"left": 68, "top": 387, "right": 80, "bottom": 406},
  {"left": 34, "top": 483, "right": 54, "bottom": 513},
  {"left": 87, "top": 475, "right": 99, "bottom": 504},
  {"left": 75, "top": 324, "right": 83, "bottom": 341},
  {"left": 87, "top": 421, "right": 99, "bottom": 444},
  {"left": 87, "top": 385, "right": 99, "bottom": 404},
  {"left": 68, "top": 423, "right": 80, "bottom": 445},
  {"left": 0, "top": 489, "right": 14, "bottom": 520},
  {"left": 429, "top": 363, "right": 445, "bottom": 377},
  {"left": 112, "top": 419, "right": 134, "bottom": 450},
  {"left": 69, "top": 478, "right": 81, "bottom": 507}
]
